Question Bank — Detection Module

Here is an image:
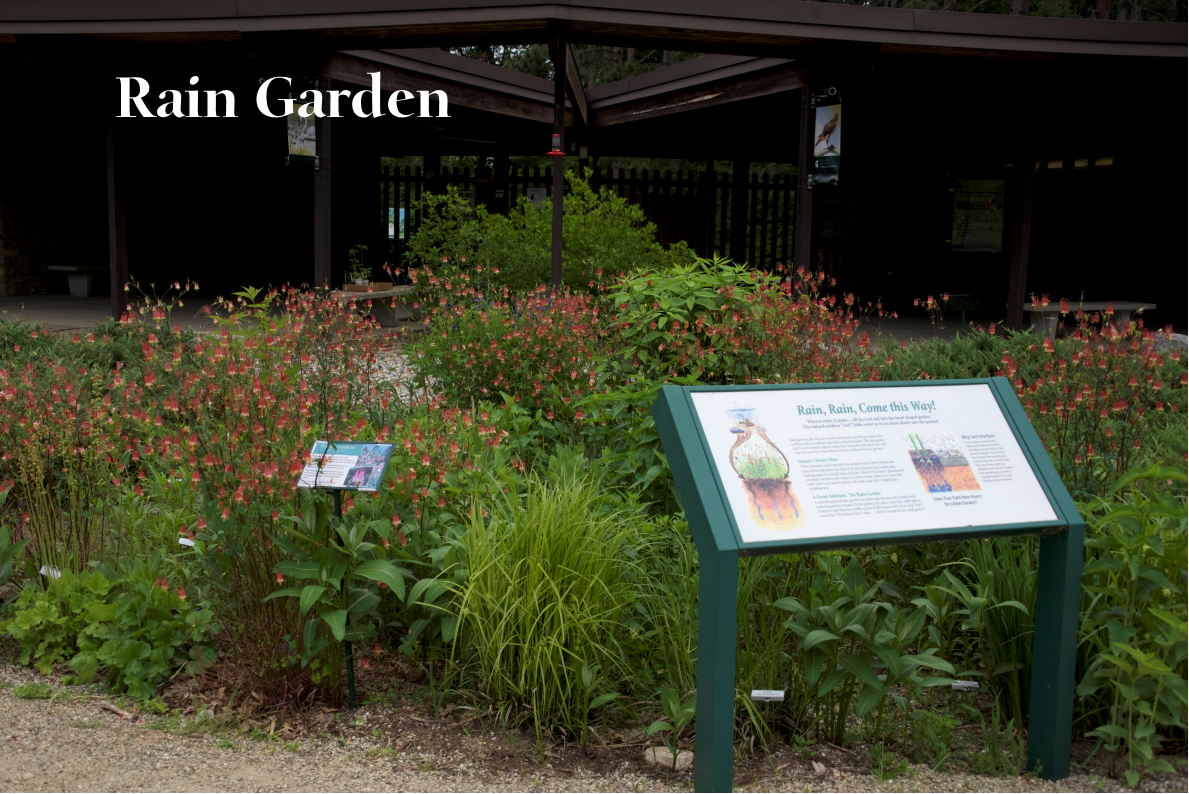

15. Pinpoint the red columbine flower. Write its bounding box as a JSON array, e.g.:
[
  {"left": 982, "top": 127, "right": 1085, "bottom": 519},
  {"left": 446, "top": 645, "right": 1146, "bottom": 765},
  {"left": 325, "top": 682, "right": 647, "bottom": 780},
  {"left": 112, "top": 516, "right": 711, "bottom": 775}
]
[
  {"left": 374, "top": 642, "right": 382, "bottom": 655},
  {"left": 391, "top": 513, "right": 401, "bottom": 527},
  {"left": 361, "top": 657, "right": 370, "bottom": 670},
  {"left": 399, "top": 532, "right": 407, "bottom": 547},
  {"left": 276, "top": 571, "right": 283, "bottom": 583},
  {"left": 177, "top": 587, "right": 186, "bottom": 600},
  {"left": 271, "top": 510, "right": 279, "bottom": 521}
]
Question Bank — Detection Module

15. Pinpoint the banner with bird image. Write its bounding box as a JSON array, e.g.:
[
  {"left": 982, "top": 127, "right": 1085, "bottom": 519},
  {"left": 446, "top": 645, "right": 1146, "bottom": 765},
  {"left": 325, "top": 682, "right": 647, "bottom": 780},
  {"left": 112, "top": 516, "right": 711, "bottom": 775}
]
[{"left": 810, "top": 101, "right": 841, "bottom": 186}]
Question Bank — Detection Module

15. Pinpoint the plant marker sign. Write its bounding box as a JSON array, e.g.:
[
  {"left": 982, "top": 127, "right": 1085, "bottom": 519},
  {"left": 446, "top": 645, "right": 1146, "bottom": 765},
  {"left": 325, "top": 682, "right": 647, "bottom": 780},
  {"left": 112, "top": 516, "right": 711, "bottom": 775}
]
[
  {"left": 296, "top": 441, "right": 395, "bottom": 491},
  {"left": 652, "top": 378, "right": 1084, "bottom": 792}
]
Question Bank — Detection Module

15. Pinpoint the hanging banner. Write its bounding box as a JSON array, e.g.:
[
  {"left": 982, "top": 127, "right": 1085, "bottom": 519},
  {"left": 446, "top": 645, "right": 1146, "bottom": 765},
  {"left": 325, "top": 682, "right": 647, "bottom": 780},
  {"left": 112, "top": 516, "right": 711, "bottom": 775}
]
[
  {"left": 951, "top": 179, "right": 1006, "bottom": 253},
  {"left": 810, "top": 99, "right": 841, "bottom": 186},
  {"left": 286, "top": 92, "right": 316, "bottom": 163}
]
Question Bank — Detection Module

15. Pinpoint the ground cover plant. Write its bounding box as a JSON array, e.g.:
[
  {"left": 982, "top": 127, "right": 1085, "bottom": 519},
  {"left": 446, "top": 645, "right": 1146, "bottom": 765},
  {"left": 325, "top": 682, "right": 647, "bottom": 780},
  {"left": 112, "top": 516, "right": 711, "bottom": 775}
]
[{"left": 0, "top": 249, "right": 1185, "bottom": 787}]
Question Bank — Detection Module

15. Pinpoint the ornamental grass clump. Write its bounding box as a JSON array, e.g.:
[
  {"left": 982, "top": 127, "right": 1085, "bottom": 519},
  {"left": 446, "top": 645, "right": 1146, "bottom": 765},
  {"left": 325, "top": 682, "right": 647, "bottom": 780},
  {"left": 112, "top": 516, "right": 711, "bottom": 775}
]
[{"left": 458, "top": 473, "right": 644, "bottom": 738}]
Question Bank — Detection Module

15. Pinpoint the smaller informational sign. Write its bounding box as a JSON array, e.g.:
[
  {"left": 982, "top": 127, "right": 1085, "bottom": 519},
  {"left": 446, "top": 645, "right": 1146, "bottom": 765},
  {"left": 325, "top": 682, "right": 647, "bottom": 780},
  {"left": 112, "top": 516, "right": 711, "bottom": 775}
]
[
  {"left": 951, "top": 180, "right": 1006, "bottom": 253},
  {"left": 527, "top": 187, "right": 547, "bottom": 205},
  {"left": 296, "top": 440, "right": 395, "bottom": 491},
  {"left": 810, "top": 99, "right": 841, "bottom": 186}
]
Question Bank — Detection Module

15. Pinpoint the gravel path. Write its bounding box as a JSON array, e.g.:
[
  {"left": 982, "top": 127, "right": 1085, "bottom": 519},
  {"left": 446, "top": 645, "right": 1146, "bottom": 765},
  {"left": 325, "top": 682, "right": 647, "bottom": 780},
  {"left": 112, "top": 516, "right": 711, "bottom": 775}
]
[{"left": 1, "top": 664, "right": 1184, "bottom": 793}]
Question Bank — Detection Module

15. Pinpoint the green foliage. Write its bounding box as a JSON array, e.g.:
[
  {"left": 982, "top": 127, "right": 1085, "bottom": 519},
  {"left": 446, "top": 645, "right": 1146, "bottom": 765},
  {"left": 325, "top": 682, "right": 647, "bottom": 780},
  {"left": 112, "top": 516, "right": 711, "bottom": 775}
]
[
  {"left": 457, "top": 472, "right": 644, "bottom": 737},
  {"left": 775, "top": 557, "right": 955, "bottom": 745},
  {"left": 2, "top": 563, "right": 215, "bottom": 699},
  {"left": 267, "top": 498, "right": 414, "bottom": 701},
  {"left": 12, "top": 683, "right": 54, "bottom": 699},
  {"left": 405, "top": 172, "right": 692, "bottom": 294},
  {"left": 1076, "top": 465, "right": 1187, "bottom": 784},
  {"left": 908, "top": 709, "right": 960, "bottom": 769},
  {"left": 645, "top": 685, "right": 697, "bottom": 769},
  {"left": 866, "top": 742, "right": 908, "bottom": 781},
  {"left": 70, "top": 561, "right": 216, "bottom": 699},
  {"left": 969, "top": 700, "right": 1027, "bottom": 777},
  {"left": 3, "top": 571, "right": 115, "bottom": 674}
]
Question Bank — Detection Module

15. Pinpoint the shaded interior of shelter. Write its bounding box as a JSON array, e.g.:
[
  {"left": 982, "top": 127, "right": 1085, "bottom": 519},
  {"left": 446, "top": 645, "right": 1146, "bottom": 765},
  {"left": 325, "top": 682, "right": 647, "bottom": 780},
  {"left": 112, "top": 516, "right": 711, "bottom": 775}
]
[{"left": 6, "top": 42, "right": 1185, "bottom": 331}]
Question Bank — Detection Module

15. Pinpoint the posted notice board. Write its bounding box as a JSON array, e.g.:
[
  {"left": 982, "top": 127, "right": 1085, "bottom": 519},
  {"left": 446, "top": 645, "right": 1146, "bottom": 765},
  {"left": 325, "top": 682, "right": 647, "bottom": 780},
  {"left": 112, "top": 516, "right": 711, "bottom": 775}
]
[{"left": 689, "top": 383, "right": 1057, "bottom": 548}]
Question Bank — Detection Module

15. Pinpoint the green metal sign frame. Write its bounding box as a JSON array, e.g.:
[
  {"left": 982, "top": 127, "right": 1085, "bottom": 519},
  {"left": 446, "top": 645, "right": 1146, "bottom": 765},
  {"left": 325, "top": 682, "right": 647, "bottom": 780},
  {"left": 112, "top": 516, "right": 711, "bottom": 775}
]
[{"left": 651, "top": 377, "right": 1084, "bottom": 792}]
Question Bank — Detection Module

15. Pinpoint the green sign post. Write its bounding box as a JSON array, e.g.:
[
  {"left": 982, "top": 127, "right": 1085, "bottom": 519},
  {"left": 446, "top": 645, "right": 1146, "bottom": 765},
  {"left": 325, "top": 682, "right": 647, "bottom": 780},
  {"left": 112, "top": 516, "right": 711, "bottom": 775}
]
[{"left": 652, "top": 378, "right": 1083, "bottom": 792}]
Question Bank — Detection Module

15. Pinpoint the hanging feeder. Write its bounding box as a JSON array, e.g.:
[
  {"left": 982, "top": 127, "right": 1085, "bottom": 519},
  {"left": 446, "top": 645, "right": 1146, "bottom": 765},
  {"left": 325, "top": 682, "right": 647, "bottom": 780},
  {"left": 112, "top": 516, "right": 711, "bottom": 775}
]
[{"left": 545, "top": 132, "right": 565, "bottom": 156}]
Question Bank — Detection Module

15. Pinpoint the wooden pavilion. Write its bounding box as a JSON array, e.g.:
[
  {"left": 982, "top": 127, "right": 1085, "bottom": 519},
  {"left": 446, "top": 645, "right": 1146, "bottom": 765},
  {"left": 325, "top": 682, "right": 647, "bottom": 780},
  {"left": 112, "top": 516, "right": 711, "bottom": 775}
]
[{"left": 0, "top": 2, "right": 1185, "bottom": 329}]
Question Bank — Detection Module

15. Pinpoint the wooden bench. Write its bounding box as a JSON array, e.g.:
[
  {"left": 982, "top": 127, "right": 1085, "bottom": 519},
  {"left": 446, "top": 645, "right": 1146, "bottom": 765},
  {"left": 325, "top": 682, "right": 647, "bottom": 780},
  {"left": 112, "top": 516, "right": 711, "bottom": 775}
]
[
  {"left": 1023, "top": 301, "right": 1156, "bottom": 337},
  {"left": 331, "top": 285, "right": 417, "bottom": 327}
]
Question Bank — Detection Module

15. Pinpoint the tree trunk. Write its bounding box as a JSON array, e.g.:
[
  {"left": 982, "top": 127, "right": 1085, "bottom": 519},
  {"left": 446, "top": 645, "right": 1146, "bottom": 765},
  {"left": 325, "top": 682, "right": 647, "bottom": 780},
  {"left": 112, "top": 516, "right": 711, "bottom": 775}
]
[
  {"left": 627, "top": 48, "right": 635, "bottom": 63},
  {"left": 613, "top": 47, "right": 622, "bottom": 64},
  {"left": 1094, "top": 0, "right": 1111, "bottom": 19},
  {"left": 1010, "top": 0, "right": 1030, "bottom": 14}
]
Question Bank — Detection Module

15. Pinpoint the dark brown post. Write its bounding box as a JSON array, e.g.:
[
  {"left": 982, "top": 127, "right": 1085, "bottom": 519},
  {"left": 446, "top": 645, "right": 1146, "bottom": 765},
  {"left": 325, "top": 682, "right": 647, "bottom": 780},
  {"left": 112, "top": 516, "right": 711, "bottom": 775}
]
[
  {"left": 794, "top": 86, "right": 813, "bottom": 272},
  {"left": 549, "top": 27, "right": 566, "bottom": 288},
  {"left": 314, "top": 82, "right": 333, "bottom": 290},
  {"left": 105, "top": 116, "right": 128, "bottom": 318},
  {"left": 1006, "top": 162, "right": 1036, "bottom": 330}
]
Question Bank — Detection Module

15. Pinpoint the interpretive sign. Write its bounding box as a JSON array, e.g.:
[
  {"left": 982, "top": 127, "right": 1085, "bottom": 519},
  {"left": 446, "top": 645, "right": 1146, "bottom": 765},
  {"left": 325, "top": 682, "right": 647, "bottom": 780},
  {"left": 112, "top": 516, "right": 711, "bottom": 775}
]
[
  {"left": 296, "top": 441, "right": 395, "bottom": 491},
  {"left": 690, "top": 384, "right": 1055, "bottom": 549},
  {"left": 653, "top": 379, "right": 1084, "bottom": 793},
  {"left": 950, "top": 179, "right": 1006, "bottom": 253}
]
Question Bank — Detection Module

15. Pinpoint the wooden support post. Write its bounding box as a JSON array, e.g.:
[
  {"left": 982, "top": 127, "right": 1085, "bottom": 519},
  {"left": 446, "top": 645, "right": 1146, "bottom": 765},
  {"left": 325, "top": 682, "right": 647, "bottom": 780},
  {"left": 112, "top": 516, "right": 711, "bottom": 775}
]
[
  {"left": 794, "top": 86, "right": 813, "bottom": 272},
  {"left": 729, "top": 160, "right": 748, "bottom": 264},
  {"left": 314, "top": 85, "right": 333, "bottom": 290},
  {"left": 549, "top": 26, "right": 566, "bottom": 288},
  {"left": 1006, "top": 163, "right": 1035, "bottom": 331},
  {"left": 105, "top": 116, "right": 128, "bottom": 318}
]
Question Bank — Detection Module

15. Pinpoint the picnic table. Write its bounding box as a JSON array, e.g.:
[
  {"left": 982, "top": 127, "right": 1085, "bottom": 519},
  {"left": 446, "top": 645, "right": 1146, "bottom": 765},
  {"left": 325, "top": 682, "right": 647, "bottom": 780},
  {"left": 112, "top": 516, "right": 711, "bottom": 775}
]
[
  {"left": 1023, "top": 300, "right": 1156, "bottom": 337},
  {"left": 332, "top": 286, "right": 417, "bottom": 327}
]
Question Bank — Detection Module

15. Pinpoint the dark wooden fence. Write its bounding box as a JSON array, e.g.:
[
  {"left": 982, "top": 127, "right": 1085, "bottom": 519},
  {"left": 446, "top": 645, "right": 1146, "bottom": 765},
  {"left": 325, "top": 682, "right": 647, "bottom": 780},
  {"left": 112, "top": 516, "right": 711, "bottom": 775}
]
[{"left": 380, "top": 164, "right": 797, "bottom": 272}]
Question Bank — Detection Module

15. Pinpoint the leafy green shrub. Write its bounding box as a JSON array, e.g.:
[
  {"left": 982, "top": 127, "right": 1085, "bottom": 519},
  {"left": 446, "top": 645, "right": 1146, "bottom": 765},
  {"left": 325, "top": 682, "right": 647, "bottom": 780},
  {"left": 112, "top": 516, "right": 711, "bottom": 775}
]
[
  {"left": 1076, "top": 464, "right": 1187, "bottom": 785},
  {"left": 2, "top": 564, "right": 216, "bottom": 699},
  {"left": 405, "top": 171, "right": 693, "bottom": 294},
  {"left": 3, "top": 571, "right": 115, "bottom": 674},
  {"left": 70, "top": 561, "right": 216, "bottom": 698},
  {"left": 775, "top": 557, "right": 955, "bottom": 745}
]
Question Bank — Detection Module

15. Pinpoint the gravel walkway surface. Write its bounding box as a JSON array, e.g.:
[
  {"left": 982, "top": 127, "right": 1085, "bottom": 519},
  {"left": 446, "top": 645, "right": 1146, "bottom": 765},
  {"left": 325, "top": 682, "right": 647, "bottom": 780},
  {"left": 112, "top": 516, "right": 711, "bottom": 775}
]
[{"left": 2, "top": 664, "right": 1184, "bottom": 794}]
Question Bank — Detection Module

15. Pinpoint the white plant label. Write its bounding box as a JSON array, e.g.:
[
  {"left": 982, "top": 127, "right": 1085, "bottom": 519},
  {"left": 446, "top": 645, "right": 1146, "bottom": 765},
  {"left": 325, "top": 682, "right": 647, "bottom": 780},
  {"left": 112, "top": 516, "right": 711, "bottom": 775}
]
[{"left": 690, "top": 384, "right": 1056, "bottom": 545}]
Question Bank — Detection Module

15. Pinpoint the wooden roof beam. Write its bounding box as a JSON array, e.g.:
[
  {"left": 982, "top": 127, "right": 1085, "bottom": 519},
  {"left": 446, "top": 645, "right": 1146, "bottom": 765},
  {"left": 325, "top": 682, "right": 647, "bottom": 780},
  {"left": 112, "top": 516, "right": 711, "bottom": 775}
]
[{"left": 591, "top": 62, "right": 805, "bottom": 127}]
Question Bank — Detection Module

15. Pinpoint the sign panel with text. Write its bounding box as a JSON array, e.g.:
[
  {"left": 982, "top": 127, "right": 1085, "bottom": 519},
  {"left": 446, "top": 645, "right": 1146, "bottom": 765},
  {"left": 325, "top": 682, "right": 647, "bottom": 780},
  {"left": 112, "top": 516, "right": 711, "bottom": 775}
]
[
  {"left": 689, "top": 383, "right": 1056, "bottom": 548},
  {"left": 296, "top": 440, "right": 394, "bottom": 491}
]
